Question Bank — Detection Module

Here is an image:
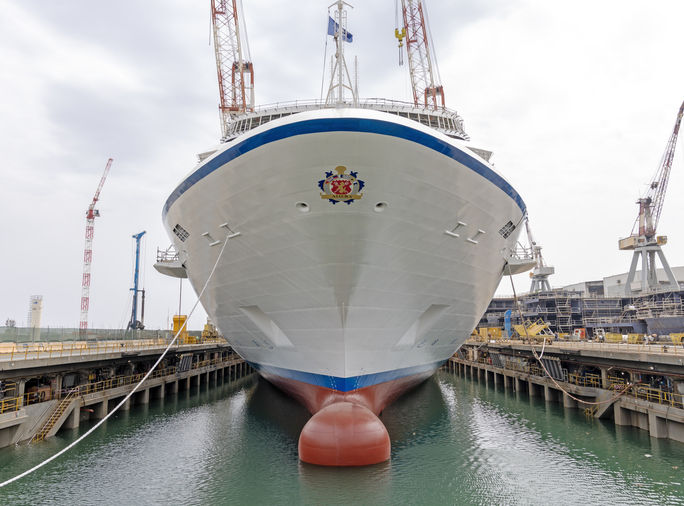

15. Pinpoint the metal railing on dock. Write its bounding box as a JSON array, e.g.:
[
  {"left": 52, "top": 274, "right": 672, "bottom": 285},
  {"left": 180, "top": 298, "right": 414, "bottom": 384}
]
[
  {"left": 447, "top": 356, "right": 684, "bottom": 410},
  {"left": 0, "top": 355, "right": 248, "bottom": 415},
  {"left": 0, "top": 338, "right": 227, "bottom": 362},
  {"left": 466, "top": 338, "right": 684, "bottom": 356},
  {"left": 568, "top": 373, "right": 601, "bottom": 388}
]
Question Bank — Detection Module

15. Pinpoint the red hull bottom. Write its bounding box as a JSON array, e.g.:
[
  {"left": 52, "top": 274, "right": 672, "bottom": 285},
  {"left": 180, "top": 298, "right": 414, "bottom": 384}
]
[{"left": 260, "top": 369, "right": 434, "bottom": 466}]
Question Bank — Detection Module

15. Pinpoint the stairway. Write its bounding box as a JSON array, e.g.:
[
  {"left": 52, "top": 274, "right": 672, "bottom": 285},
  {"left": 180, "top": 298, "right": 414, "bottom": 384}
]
[
  {"left": 588, "top": 390, "right": 622, "bottom": 419},
  {"left": 584, "top": 404, "right": 599, "bottom": 418},
  {"left": 31, "top": 389, "right": 78, "bottom": 443}
]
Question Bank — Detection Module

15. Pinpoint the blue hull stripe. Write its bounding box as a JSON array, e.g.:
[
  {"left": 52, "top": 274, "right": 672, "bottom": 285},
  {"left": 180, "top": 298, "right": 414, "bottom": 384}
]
[
  {"left": 163, "top": 117, "right": 527, "bottom": 217},
  {"left": 247, "top": 359, "right": 446, "bottom": 392}
]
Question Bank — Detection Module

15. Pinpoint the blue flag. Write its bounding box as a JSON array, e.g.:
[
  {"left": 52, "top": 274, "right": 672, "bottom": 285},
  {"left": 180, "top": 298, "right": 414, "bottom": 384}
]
[
  {"left": 327, "top": 16, "right": 353, "bottom": 43},
  {"left": 504, "top": 310, "right": 512, "bottom": 339}
]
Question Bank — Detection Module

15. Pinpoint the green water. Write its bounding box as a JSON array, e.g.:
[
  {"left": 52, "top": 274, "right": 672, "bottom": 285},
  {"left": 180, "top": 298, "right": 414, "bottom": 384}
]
[{"left": 0, "top": 372, "right": 682, "bottom": 505}]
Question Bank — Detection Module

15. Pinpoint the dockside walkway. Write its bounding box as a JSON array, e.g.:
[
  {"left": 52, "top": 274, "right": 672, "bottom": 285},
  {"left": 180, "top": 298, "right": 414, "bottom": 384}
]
[
  {"left": 448, "top": 339, "right": 684, "bottom": 443},
  {"left": 0, "top": 340, "right": 254, "bottom": 447}
]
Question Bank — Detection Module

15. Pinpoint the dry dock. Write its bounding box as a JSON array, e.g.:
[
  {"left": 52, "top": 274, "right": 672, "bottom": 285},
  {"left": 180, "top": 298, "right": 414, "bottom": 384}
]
[
  {"left": 0, "top": 338, "right": 254, "bottom": 447},
  {"left": 446, "top": 339, "right": 684, "bottom": 442}
]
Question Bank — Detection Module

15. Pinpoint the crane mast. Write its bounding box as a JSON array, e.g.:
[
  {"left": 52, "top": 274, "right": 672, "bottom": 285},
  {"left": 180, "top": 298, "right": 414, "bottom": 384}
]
[
  {"left": 128, "top": 231, "right": 147, "bottom": 331},
  {"left": 79, "top": 158, "right": 113, "bottom": 335},
  {"left": 325, "top": 0, "right": 357, "bottom": 106},
  {"left": 619, "top": 100, "right": 684, "bottom": 294},
  {"left": 397, "top": 0, "right": 444, "bottom": 109},
  {"left": 211, "top": 0, "right": 254, "bottom": 138},
  {"left": 525, "top": 219, "right": 554, "bottom": 293}
]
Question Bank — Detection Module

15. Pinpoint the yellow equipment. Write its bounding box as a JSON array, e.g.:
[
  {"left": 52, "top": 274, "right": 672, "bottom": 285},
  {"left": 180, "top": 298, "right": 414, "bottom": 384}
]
[
  {"left": 201, "top": 319, "right": 220, "bottom": 341},
  {"left": 173, "top": 315, "right": 192, "bottom": 344},
  {"left": 513, "top": 318, "right": 552, "bottom": 338},
  {"left": 605, "top": 333, "right": 623, "bottom": 343}
]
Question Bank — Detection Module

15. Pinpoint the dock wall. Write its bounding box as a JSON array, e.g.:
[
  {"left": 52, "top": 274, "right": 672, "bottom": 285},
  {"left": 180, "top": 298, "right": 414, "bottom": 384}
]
[
  {"left": 0, "top": 356, "right": 254, "bottom": 448},
  {"left": 444, "top": 354, "right": 684, "bottom": 443}
]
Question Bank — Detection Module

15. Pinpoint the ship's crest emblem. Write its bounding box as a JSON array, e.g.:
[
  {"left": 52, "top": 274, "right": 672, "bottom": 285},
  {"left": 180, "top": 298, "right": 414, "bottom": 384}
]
[{"left": 318, "top": 165, "right": 365, "bottom": 205}]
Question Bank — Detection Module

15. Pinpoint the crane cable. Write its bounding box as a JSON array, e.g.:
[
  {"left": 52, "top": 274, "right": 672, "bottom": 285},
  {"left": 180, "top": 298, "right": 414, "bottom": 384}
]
[
  {"left": 0, "top": 234, "right": 233, "bottom": 489},
  {"left": 507, "top": 272, "right": 636, "bottom": 407}
]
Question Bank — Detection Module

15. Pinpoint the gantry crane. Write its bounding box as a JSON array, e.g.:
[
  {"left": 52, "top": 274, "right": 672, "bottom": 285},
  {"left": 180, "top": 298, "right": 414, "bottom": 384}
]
[
  {"left": 525, "top": 219, "right": 555, "bottom": 293},
  {"left": 211, "top": 0, "right": 254, "bottom": 138},
  {"left": 395, "top": 0, "right": 444, "bottom": 109},
  {"left": 619, "top": 100, "right": 684, "bottom": 294},
  {"left": 79, "top": 158, "right": 113, "bottom": 334}
]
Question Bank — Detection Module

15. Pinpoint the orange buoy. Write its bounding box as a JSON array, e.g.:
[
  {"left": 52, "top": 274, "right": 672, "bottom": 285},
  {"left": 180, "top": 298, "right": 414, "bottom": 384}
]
[{"left": 298, "top": 401, "right": 390, "bottom": 466}]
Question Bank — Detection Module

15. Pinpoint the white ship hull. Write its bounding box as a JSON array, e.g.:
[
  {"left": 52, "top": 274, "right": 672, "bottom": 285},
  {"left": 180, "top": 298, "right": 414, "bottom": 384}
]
[{"left": 162, "top": 106, "right": 525, "bottom": 460}]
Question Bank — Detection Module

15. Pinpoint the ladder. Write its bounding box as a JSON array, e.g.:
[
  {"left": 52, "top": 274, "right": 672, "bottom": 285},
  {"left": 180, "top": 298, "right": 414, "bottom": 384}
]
[
  {"left": 31, "top": 389, "right": 79, "bottom": 443},
  {"left": 584, "top": 404, "right": 599, "bottom": 418}
]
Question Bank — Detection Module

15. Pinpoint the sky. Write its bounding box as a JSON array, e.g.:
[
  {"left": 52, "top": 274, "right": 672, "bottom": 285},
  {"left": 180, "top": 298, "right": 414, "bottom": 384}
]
[{"left": 2, "top": 0, "right": 684, "bottom": 331}]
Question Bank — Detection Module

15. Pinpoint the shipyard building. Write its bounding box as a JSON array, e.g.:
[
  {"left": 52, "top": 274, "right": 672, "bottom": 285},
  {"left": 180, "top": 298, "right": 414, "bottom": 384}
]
[{"left": 480, "top": 267, "right": 684, "bottom": 337}]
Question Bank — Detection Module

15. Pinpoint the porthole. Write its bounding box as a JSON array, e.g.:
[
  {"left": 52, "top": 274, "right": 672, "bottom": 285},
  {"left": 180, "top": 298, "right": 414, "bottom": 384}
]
[{"left": 295, "top": 202, "right": 310, "bottom": 213}]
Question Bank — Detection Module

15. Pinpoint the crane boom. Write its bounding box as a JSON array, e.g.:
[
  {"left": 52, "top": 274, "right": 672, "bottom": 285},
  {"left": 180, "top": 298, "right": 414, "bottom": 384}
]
[
  {"left": 637, "top": 100, "right": 684, "bottom": 239},
  {"left": 398, "top": 0, "right": 444, "bottom": 109},
  {"left": 211, "top": 0, "right": 254, "bottom": 138},
  {"left": 619, "top": 100, "right": 684, "bottom": 294},
  {"left": 80, "top": 158, "right": 113, "bottom": 334}
]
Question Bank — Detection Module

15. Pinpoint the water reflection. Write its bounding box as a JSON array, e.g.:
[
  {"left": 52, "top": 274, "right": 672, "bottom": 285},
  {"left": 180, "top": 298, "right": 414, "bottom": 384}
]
[{"left": 0, "top": 372, "right": 682, "bottom": 506}]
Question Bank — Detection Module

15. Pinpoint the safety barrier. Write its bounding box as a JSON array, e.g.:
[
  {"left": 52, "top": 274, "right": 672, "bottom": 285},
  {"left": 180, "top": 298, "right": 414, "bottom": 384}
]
[
  {"left": 0, "top": 355, "right": 243, "bottom": 415},
  {"left": 72, "top": 356, "right": 236, "bottom": 397},
  {"left": 0, "top": 338, "right": 227, "bottom": 362},
  {"left": 568, "top": 373, "right": 601, "bottom": 388},
  {"left": 632, "top": 386, "right": 684, "bottom": 409},
  {"left": 0, "top": 397, "right": 21, "bottom": 415},
  {"left": 466, "top": 339, "right": 684, "bottom": 355},
  {"left": 453, "top": 355, "right": 684, "bottom": 411}
]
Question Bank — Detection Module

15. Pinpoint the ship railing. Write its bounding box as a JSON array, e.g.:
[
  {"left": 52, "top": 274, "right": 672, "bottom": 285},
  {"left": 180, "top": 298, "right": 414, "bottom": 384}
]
[
  {"left": 506, "top": 244, "right": 534, "bottom": 262},
  {"left": 156, "top": 245, "right": 180, "bottom": 263},
  {"left": 223, "top": 97, "right": 468, "bottom": 141}
]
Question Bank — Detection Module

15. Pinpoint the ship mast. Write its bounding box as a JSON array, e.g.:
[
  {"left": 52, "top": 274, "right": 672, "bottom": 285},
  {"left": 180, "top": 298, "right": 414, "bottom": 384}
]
[{"left": 325, "top": 0, "right": 357, "bottom": 106}]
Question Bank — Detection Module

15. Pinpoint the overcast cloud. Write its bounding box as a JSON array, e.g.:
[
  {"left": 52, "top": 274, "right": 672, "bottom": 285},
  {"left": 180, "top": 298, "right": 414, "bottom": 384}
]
[{"left": 2, "top": 0, "right": 684, "bottom": 331}]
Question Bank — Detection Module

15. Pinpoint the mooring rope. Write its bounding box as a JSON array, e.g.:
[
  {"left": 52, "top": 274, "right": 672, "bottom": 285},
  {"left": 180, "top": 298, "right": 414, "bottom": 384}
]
[
  {"left": 507, "top": 272, "right": 634, "bottom": 407},
  {"left": 0, "top": 235, "right": 232, "bottom": 488}
]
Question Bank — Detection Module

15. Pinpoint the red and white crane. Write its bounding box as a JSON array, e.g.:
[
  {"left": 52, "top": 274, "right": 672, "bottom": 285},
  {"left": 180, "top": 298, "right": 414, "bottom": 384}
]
[
  {"left": 211, "top": 0, "right": 254, "bottom": 138},
  {"left": 619, "top": 101, "right": 684, "bottom": 294},
  {"left": 79, "top": 158, "right": 112, "bottom": 334},
  {"left": 395, "top": 0, "right": 444, "bottom": 109}
]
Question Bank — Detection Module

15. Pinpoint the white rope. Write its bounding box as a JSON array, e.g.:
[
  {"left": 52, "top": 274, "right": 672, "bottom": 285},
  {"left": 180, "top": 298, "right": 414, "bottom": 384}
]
[{"left": 0, "top": 235, "right": 232, "bottom": 488}]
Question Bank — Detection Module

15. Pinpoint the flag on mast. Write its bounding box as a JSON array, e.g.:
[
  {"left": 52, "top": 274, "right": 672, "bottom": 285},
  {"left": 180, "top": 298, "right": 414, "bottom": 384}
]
[{"left": 327, "top": 16, "right": 353, "bottom": 43}]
